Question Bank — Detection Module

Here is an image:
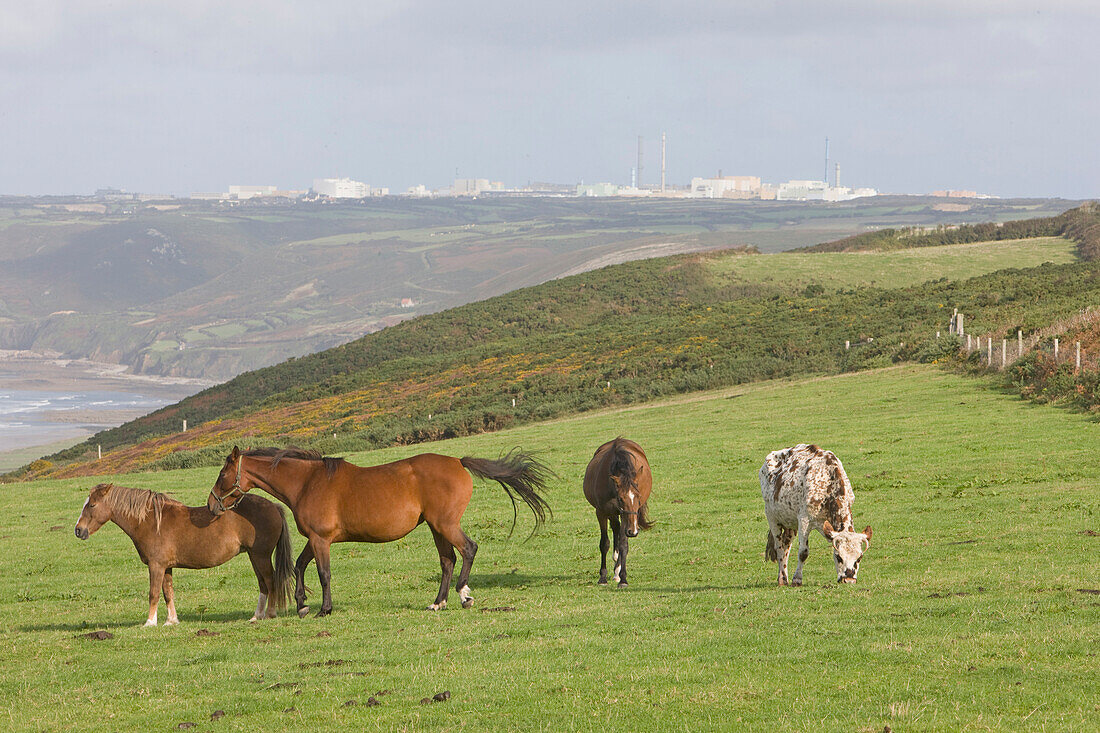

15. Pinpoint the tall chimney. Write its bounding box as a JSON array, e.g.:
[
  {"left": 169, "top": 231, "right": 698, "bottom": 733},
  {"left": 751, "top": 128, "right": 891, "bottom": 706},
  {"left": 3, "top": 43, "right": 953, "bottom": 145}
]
[{"left": 661, "top": 132, "right": 667, "bottom": 192}]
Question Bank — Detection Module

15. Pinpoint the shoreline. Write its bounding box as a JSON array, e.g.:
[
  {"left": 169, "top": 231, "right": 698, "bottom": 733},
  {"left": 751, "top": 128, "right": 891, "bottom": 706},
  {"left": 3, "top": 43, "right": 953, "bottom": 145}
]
[{"left": 0, "top": 350, "right": 213, "bottom": 473}]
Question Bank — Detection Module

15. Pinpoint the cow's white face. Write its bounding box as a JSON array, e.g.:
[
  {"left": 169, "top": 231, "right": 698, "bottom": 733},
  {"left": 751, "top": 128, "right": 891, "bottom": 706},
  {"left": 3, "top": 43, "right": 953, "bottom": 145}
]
[{"left": 824, "top": 522, "right": 872, "bottom": 583}]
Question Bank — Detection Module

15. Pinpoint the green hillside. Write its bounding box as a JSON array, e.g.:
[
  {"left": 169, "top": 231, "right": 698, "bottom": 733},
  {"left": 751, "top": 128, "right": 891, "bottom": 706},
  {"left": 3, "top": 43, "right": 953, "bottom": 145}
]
[
  {"left": 4, "top": 366, "right": 1097, "bottom": 731},
  {"left": 21, "top": 206, "right": 1095, "bottom": 479},
  {"left": 0, "top": 196, "right": 1077, "bottom": 379}
]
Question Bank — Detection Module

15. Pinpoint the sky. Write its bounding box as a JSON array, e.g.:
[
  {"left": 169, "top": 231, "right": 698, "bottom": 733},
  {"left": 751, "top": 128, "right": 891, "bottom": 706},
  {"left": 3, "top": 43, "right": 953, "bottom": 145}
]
[{"left": 2, "top": 1, "right": 1097, "bottom": 198}]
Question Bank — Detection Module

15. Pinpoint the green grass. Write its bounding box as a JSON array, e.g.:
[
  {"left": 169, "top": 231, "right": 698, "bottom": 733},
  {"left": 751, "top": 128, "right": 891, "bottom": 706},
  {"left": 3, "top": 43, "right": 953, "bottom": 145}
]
[
  {"left": 710, "top": 237, "right": 1077, "bottom": 290},
  {"left": 2, "top": 365, "right": 1097, "bottom": 731}
]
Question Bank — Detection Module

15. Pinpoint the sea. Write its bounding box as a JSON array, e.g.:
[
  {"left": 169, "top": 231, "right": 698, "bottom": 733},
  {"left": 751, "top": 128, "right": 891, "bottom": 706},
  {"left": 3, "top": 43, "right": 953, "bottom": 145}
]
[{"left": 0, "top": 388, "right": 172, "bottom": 453}]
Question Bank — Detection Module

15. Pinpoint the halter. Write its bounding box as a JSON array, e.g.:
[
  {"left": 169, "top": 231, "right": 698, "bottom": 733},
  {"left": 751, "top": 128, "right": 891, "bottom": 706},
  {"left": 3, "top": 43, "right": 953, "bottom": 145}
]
[{"left": 212, "top": 457, "right": 245, "bottom": 513}]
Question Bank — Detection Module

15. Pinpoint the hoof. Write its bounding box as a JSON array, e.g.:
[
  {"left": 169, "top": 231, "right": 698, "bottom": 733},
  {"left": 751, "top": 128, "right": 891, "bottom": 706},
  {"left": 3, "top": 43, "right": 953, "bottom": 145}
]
[
  {"left": 791, "top": 579, "right": 803, "bottom": 587},
  {"left": 461, "top": 598, "right": 474, "bottom": 609},
  {"left": 297, "top": 606, "right": 310, "bottom": 618},
  {"left": 143, "top": 620, "right": 157, "bottom": 627},
  {"left": 315, "top": 608, "right": 332, "bottom": 618},
  {"left": 778, "top": 577, "right": 788, "bottom": 587},
  {"left": 249, "top": 616, "right": 260, "bottom": 623},
  {"left": 428, "top": 601, "right": 447, "bottom": 611},
  {"left": 617, "top": 581, "right": 628, "bottom": 589},
  {"left": 165, "top": 618, "right": 179, "bottom": 626},
  {"left": 597, "top": 578, "right": 608, "bottom": 585}
]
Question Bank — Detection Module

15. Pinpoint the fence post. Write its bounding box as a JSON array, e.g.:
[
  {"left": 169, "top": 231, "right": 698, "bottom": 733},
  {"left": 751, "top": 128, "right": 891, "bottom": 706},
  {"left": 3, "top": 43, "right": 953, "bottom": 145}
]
[
  {"left": 98, "top": 445, "right": 102, "bottom": 460},
  {"left": 936, "top": 331, "right": 940, "bottom": 339},
  {"left": 1077, "top": 342, "right": 1082, "bottom": 372},
  {"left": 1018, "top": 329, "right": 1023, "bottom": 359},
  {"left": 1002, "top": 338, "right": 1007, "bottom": 368},
  {"left": 1054, "top": 338, "right": 1059, "bottom": 360},
  {"left": 967, "top": 334, "right": 972, "bottom": 351},
  {"left": 987, "top": 338, "right": 992, "bottom": 366},
  {"left": 182, "top": 419, "right": 187, "bottom": 432},
  {"left": 845, "top": 340, "right": 850, "bottom": 351},
  {"left": 958, "top": 313, "right": 964, "bottom": 337}
]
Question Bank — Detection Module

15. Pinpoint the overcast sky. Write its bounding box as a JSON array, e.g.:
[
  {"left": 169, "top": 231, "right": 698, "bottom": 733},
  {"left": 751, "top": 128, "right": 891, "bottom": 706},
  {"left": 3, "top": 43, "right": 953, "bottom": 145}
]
[{"left": 2, "top": 1, "right": 1097, "bottom": 198}]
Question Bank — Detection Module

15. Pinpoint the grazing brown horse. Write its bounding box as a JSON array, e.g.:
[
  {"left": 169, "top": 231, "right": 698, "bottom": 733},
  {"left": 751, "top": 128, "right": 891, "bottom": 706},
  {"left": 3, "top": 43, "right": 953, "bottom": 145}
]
[
  {"left": 207, "top": 446, "right": 553, "bottom": 616},
  {"left": 75, "top": 483, "right": 294, "bottom": 626},
  {"left": 583, "top": 438, "right": 654, "bottom": 587}
]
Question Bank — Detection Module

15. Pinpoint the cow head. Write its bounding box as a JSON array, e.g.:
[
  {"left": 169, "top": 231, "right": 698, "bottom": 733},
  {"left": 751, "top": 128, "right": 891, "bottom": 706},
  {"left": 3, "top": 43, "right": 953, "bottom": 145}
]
[{"left": 822, "top": 521, "right": 872, "bottom": 583}]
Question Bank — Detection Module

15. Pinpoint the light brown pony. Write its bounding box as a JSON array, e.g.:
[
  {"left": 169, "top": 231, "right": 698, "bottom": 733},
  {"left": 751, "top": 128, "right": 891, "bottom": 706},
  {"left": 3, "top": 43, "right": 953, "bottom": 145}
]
[
  {"left": 207, "top": 446, "right": 553, "bottom": 616},
  {"left": 583, "top": 438, "right": 654, "bottom": 587},
  {"left": 75, "top": 483, "right": 294, "bottom": 626}
]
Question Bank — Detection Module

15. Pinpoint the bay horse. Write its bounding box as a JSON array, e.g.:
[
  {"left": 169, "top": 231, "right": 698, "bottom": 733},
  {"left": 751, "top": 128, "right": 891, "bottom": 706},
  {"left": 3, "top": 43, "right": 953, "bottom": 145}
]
[
  {"left": 75, "top": 483, "right": 294, "bottom": 626},
  {"left": 207, "top": 446, "right": 553, "bottom": 616},
  {"left": 583, "top": 438, "right": 654, "bottom": 587}
]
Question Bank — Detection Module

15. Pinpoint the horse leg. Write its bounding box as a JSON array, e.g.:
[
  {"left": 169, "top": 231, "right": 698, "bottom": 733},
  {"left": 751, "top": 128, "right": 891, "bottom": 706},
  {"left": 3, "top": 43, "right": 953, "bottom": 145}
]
[
  {"left": 162, "top": 569, "right": 179, "bottom": 626},
  {"left": 609, "top": 515, "right": 628, "bottom": 587},
  {"left": 293, "top": 543, "right": 315, "bottom": 618},
  {"left": 248, "top": 550, "right": 275, "bottom": 621},
  {"left": 442, "top": 524, "right": 478, "bottom": 609},
  {"left": 145, "top": 564, "right": 165, "bottom": 626},
  {"left": 597, "top": 513, "right": 610, "bottom": 585},
  {"left": 310, "top": 537, "right": 334, "bottom": 617},
  {"left": 428, "top": 527, "right": 457, "bottom": 611}
]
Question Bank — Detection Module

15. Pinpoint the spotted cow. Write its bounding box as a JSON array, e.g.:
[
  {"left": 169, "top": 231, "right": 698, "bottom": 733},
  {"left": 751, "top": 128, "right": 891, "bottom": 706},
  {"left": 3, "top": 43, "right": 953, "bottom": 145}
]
[{"left": 759, "top": 444, "right": 872, "bottom": 585}]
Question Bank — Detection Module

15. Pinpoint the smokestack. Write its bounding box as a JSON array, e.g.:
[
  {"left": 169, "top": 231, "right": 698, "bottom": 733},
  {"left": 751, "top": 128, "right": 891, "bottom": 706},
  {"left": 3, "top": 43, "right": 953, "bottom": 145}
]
[
  {"left": 637, "top": 135, "right": 644, "bottom": 188},
  {"left": 661, "top": 132, "right": 667, "bottom": 192}
]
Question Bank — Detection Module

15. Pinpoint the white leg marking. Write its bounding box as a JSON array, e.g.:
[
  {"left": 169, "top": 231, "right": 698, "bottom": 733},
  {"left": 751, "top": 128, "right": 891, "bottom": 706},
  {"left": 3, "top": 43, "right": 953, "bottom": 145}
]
[
  {"left": 428, "top": 600, "right": 447, "bottom": 611},
  {"left": 612, "top": 563, "right": 621, "bottom": 583},
  {"left": 613, "top": 549, "right": 619, "bottom": 563},
  {"left": 459, "top": 585, "right": 472, "bottom": 601},
  {"left": 144, "top": 612, "right": 157, "bottom": 627},
  {"left": 250, "top": 593, "right": 267, "bottom": 622}
]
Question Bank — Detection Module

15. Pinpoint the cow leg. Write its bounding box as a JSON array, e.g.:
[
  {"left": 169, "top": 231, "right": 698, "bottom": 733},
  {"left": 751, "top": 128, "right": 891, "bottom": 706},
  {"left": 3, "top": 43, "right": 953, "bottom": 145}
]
[
  {"left": 774, "top": 527, "right": 794, "bottom": 586},
  {"left": 792, "top": 517, "right": 811, "bottom": 587},
  {"left": 610, "top": 515, "right": 628, "bottom": 587},
  {"left": 597, "top": 512, "right": 610, "bottom": 585},
  {"left": 294, "top": 543, "right": 315, "bottom": 618},
  {"left": 428, "top": 526, "right": 457, "bottom": 610},
  {"left": 162, "top": 569, "right": 179, "bottom": 626}
]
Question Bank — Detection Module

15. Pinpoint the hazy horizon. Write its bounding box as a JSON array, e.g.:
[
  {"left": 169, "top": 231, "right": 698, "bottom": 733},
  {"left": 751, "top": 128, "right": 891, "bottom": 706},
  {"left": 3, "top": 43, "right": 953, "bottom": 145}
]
[{"left": 3, "top": 1, "right": 1098, "bottom": 198}]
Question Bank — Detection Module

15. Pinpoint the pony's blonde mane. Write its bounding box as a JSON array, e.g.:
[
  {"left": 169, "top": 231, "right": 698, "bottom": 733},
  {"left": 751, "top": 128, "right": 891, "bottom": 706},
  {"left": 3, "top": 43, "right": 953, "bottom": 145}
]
[{"left": 99, "top": 483, "right": 180, "bottom": 533}]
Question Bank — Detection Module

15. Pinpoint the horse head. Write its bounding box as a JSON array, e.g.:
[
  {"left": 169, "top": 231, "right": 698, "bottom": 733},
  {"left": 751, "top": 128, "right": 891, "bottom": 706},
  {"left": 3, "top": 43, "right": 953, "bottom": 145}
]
[
  {"left": 608, "top": 473, "right": 644, "bottom": 538},
  {"left": 208, "top": 446, "right": 249, "bottom": 515},
  {"left": 75, "top": 483, "right": 114, "bottom": 539}
]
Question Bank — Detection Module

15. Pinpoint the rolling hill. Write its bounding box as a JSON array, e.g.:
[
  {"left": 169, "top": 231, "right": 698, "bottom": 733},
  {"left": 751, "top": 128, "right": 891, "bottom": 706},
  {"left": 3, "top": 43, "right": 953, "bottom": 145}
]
[
  {"left": 0, "top": 195, "right": 1077, "bottom": 379},
  {"left": 15, "top": 203, "right": 1098, "bottom": 480}
]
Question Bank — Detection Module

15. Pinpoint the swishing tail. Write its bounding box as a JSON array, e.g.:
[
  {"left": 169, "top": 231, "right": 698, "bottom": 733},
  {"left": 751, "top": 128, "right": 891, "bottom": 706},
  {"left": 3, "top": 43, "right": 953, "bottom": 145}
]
[
  {"left": 461, "top": 449, "right": 555, "bottom": 538},
  {"left": 271, "top": 507, "right": 295, "bottom": 611},
  {"left": 765, "top": 531, "right": 777, "bottom": 562},
  {"left": 637, "top": 502, "right": 655, "bottom": 531}
]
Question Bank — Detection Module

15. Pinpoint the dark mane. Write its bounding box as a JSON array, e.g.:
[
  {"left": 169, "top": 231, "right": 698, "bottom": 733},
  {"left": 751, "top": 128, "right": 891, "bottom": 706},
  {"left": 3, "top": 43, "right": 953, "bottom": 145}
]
[
  {"left": 607, "top": 438, "right": 654, "bottom": 531},
  {"left": 608, "top": 437, "right": 638, "bottom": 488},
  {"left": 244, "top": 447, "right": 345, "bottom": 478}
]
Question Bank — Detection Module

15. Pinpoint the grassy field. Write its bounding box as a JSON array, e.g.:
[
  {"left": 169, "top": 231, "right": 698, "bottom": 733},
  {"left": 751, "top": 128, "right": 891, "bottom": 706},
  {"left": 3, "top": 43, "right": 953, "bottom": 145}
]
[
  {"left": 710, "top": 237, "right": 1077, "bottom": 291},
  {"left": 2, "top": 365, "right": 1097, "bottom": 731}
]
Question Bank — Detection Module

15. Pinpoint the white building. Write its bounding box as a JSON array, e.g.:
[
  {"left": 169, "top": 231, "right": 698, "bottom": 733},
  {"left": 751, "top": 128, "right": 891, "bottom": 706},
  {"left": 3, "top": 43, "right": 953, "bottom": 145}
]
[
  {"left": 453, "top": 178, "right": 491, "bottom": 196},
  {"left": 313, "top": 178, "right": 371, "bottom": 199},
  {"left": 776, "top": 180, "right": 827, "bottom": 201},
  {"left": 228, "top": 185, "right": 278, "bottom": 200},
  {"left": 690, "top": 176, "right": 761, "bottom": 198}
]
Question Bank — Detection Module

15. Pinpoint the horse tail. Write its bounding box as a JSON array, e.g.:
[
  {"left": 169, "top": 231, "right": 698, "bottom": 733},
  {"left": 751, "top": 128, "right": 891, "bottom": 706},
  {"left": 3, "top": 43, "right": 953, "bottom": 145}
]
[
  {"left": 765, "top": 530, "right": 777, "bottom": 563},
  {"left": 637, "top": 502, "right": 655, "bottom": 531},
  {"left": 461, "top": 449, "right": 555, "bottom": 538},
  {"left": 270, "top": 505, "right": 295, "bottom": 611}
]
